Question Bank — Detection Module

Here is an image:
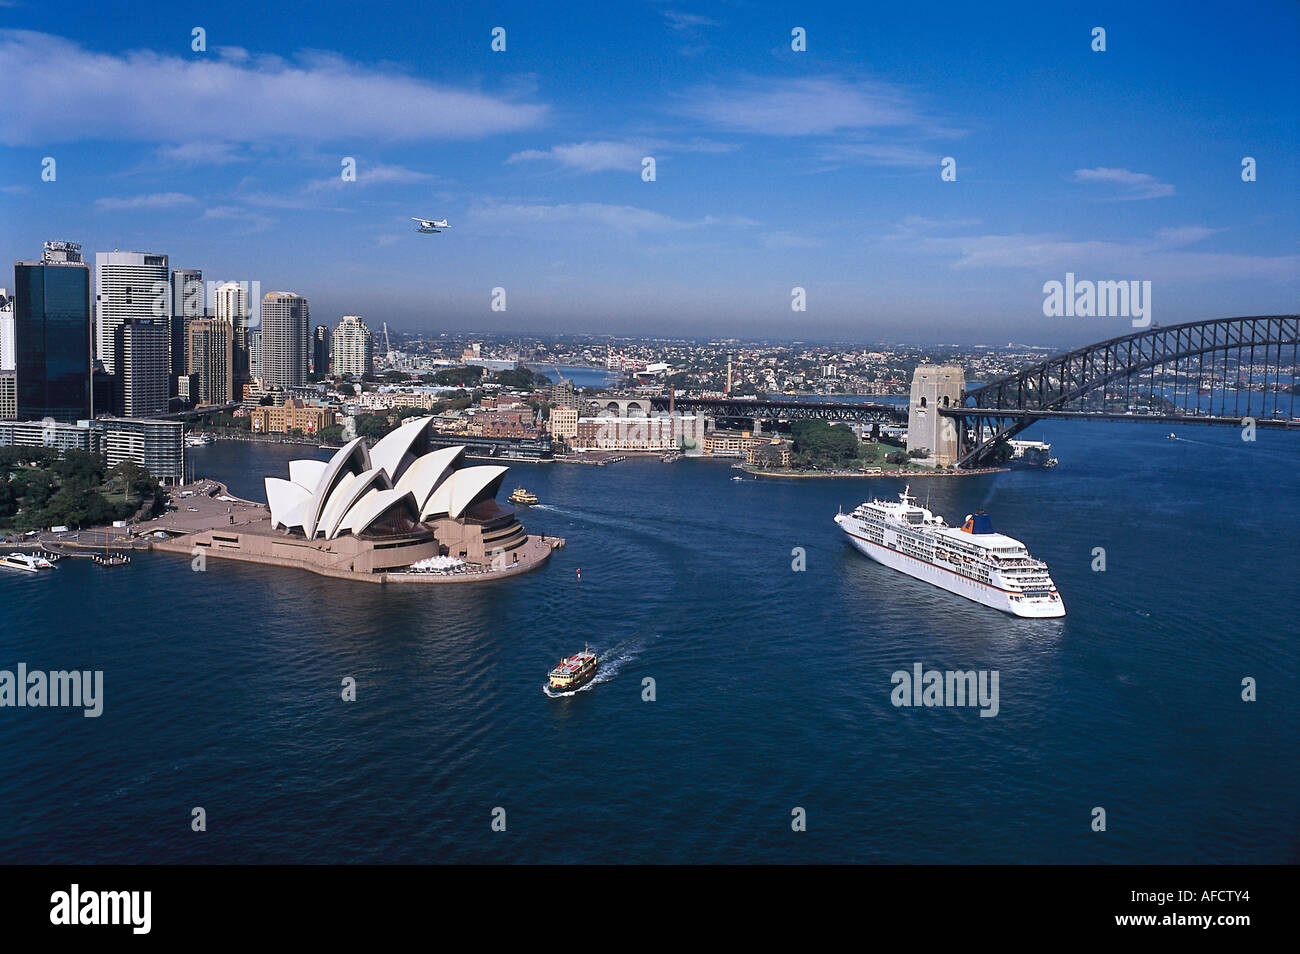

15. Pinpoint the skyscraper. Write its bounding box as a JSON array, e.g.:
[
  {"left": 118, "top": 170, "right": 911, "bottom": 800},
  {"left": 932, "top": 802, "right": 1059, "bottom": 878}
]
[
  {"left": 170, "top": 268, "right": 203, "bottom": 390},
  {"left": 95, "top": 250, "right": 170, "bottom": 374},
  {"left": 13, "top": 242, "right": 93, "bottom": 422},
  {"left": 186, "top": 318, "right": 234, "bottom": 406},
  {"left": 260, "top": 292, "right": 309, "bottom": 389},
  {"left": 0, "top": 288, "right": 15, "bottom": 420},
  {"left": 312, "top": 324, "right": 330, "bottom": 377},
  {"left": 214, "top": 281, "right": 251, "bottom": 383},
  {"left": 119, "top": 320, "right": 170, "bottom": 417},
  {"left": 248, "top": 328, "right": 262, "bottom": 382},
  {"left": 330, "top": 315, "right": 372, "bottom": 377}
]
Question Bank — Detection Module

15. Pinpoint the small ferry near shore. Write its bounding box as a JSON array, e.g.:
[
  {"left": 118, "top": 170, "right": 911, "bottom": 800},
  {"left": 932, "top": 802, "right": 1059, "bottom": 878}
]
[
  {"left": 548, "top": 645, "right": 598, "bottom": 693},
  {"left": 1, "top": 552, "right": 53, "bottom": 572},
  {"left": 509, "top": 487, "right": 539, "bottom": 505},
  {"left": 834, "top": 487, "right": 1064, "bottom": 618}
]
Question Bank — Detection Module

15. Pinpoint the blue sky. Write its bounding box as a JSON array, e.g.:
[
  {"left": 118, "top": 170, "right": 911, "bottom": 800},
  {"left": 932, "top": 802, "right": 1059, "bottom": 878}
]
[{"left": 1, "top": 0, "right": 1296, "bottom": 345}]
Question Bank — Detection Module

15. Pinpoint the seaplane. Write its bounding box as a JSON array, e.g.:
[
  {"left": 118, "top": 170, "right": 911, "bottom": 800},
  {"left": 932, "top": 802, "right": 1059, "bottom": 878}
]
[{"left": 411, "top": 216, "right": 450, "bottom": 233}]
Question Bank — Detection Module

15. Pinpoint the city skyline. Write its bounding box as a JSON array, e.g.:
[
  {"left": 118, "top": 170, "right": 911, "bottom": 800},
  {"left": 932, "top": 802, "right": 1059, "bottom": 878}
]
[{"left": 2, "top": 2, "right": 1297, "bottom": 347}]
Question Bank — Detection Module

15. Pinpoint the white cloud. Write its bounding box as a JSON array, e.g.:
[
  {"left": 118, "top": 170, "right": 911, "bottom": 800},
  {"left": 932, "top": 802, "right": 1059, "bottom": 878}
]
[
  {"left": 0, "top": 30, "right": 547, "bottom": 146},
  {"left": 507, "top": 138, "right": 736, "bottom": 173},
  {"left": 680, "top": 76, "right": 932, "bottom": 136},
  {"left": 819, "top": 142, "right": 943, "bottom": 169},
  {"left": 470, "top": 200, "right": 754, "bottom": 236},
  {"left": 158, "top": 142, "right": 246, "bottom": 164},
  {"left": 1072, "top": 167, "right": 1174, "bottom": 200},
  {"left": 508, "top": 140, "right": 653, "bottom": 173},
  {"left": 305, "top": 162, "right": 436, "bottom": 191},
  {"left": 663, "top": 11, "right": 720, "bottom": 31},
  {"left": 915, "top": 226, "right": 1295, "bottom": 282},
  {"left": 94, "top": 192, "right": 197, "bottom": 211}
]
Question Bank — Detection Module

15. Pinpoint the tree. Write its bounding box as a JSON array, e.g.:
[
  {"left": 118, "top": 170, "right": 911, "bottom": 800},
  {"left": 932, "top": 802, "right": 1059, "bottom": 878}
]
[
  {"left": 432, "top": 365, "right": 485, "bottom": 388},
  {"left": 355, "top": 414, "right": 394, "bottom": 441}
]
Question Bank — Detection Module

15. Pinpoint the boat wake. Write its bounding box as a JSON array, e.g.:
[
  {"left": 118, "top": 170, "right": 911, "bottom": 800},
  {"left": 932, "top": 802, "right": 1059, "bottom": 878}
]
[{"left": 542, "top": 637, "right": 642, "bottom": 698}]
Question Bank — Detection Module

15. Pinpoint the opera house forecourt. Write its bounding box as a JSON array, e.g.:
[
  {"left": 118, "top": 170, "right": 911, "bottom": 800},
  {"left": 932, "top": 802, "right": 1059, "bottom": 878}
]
[{"left": 152, "top": 417, "right": 558, "bottom": 583}]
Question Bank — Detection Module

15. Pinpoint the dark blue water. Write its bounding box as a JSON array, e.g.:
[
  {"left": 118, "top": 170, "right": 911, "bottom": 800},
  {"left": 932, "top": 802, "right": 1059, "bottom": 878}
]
[{"left": 1, "top": 421, "right": 1296, "bottom": 863}]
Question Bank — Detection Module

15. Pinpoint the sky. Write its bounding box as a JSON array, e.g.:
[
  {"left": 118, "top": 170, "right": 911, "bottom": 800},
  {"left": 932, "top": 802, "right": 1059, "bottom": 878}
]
[{"left": 1, "top": 0, "right": 1296, "bottom": 346}]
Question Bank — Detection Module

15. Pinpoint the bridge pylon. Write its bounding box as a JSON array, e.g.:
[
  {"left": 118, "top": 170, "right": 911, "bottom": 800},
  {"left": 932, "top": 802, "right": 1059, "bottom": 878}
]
[{"left": 907, "top": 365, "right": 964, "bottom": 465}]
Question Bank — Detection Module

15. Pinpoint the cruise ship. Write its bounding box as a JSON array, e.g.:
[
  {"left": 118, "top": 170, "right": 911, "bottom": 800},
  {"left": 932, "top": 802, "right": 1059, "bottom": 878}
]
[{"left": 833, "top": 487, "right": 1065, "bottom": 617}]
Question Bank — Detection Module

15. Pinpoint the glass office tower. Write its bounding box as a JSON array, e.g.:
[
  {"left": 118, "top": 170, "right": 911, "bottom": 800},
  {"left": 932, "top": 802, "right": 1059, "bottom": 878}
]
[{"left": 14, "top": 245, "right": 93, "bottom": 422}]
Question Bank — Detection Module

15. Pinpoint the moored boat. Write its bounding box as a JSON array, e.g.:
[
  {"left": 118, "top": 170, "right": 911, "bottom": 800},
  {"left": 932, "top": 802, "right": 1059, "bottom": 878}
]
[{"left": 1, "top": 552, "right": 43, "bottom": 572}]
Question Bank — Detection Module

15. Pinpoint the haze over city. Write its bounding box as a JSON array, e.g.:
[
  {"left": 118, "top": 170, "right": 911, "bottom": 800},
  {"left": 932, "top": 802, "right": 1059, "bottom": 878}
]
[{"left": 2, "top": 0, "right": 1297, "bottom": 346}]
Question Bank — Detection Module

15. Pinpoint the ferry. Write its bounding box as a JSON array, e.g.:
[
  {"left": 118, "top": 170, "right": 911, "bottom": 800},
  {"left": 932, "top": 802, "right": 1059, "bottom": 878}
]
[
  {"left": 185, "top": 433, "right": 214, "bottom": 447},
  {"left": 548, "top": 645, "right": 598, "bottom": 693},
  {"left": 1, "top": 552, "right": 46, "bottom": 573},
  {"left": 833, "top": 487, "right": 1065, "bottom": 618},
  {"left": 509, "top": 487, "right": 539, "bottom": 505}
]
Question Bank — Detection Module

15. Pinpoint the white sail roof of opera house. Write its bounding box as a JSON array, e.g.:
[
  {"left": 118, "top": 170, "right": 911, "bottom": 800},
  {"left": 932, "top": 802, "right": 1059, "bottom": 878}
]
[
  {"left": 369, "top": 415, "right": 435, "bottom": 483},
  {"left": 321, "top": 467, "right": 392, "bottom": 539},
  {"left": 393, "top": 444, "right": 466, "bottom": 513},
  {"left": 335, "top": 487, "right": 420, "bottom": 537},
  {"left": 263, "top": 430, "right": 513, "bottom": 540},
  {"left": 301, "top": 437, "right": 372, "bottom": 539},
  {"left": 420, "top": 465, "right": 509, "bottom": 520}
]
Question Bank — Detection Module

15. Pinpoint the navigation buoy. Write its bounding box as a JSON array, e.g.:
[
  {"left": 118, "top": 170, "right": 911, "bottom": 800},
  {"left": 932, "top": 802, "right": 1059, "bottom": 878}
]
[{"left": 576, "top": 568, "right": 582, "bottom": 582}]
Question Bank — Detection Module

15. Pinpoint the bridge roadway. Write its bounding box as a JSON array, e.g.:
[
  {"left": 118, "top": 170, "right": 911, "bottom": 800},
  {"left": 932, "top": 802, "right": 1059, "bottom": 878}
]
[{"left": 649, "top": 395, "right": 907, "bottom": 423}]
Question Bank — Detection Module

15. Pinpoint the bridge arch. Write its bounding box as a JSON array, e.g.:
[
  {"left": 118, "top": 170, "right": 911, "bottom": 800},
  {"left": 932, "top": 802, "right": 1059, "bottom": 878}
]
[{"left": 949, "top": 314, "right": 1299, "bottom": 467}]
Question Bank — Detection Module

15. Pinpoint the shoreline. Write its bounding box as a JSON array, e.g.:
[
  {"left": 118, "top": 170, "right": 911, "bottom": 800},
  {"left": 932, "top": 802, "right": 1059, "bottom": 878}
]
[{"left": 741, "top": 465, "right": 1010, "bottom": 479}]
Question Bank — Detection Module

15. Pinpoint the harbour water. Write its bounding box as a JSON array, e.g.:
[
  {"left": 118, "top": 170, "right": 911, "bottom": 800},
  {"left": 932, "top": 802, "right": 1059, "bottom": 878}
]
[{"left": 1, "top": 421, "right": 1296, "bottom": 863}]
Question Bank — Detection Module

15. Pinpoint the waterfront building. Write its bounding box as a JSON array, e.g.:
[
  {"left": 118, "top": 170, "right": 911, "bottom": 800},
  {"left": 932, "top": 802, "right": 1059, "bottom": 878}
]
[
  {"left": 13, "top": 243, "right": 93, "bottom": 422},
  {"left": 95, "top": 250, "right": 169, "bottom": 375},
  {"left": 250, "top": 398, "right": 335, "bottom": 436},
  {"left": 0, "top": 418, "right": 94, "bottom": 453},
  {"left": 169, "top": 417, "right": 551, "bottom": 582},
  {"left": 746, "top": 438, "right": 792, "bottom": 468},
  {"left": 331, "top": 315, "right": 373, "bottom": 377},
  {"left": 547, "top": 405, "right": 579, "bottom": 442},
  {"left": 260, "top": 292, "right": 309, "bottom": 389},
  {"left": 703, "top": 428, "right": 774, "bottom": 458},
  {"left": 90, "top": 417, "right": 185, "bottom": 484},
  {"left": 574, "top": 413, "right": 702, "bottom": 451},
  {"left": 186, "top": 318, "right": 234, "bottom": 406},
  {"left": 312, "top": 324, "right": 330, "bottom": 377}
]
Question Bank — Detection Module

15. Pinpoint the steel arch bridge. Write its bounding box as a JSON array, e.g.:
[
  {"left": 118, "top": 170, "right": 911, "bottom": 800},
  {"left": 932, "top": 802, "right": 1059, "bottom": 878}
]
[{"left": 944, "top": 314, "right": 1300, "bottom": 467}]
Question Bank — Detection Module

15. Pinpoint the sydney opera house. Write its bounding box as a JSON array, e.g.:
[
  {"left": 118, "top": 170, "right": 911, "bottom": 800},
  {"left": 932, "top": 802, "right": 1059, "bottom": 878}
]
[{"left": 161, "top": 416, "right": 554, "bottom": 583}]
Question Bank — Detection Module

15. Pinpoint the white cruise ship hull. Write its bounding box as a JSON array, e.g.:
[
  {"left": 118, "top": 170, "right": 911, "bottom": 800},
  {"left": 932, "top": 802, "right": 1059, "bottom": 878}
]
[{"left": 838, "top": 523, "right": 1065, "bottom": 618}]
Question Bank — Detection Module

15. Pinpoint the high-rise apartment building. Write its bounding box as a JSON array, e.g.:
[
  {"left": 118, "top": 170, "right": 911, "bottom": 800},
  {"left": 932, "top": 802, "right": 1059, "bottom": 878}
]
[
  {"left": 330, "top": 315, "right": 372, "bottom": 377},
  {"left": 13, "top": 242, "right": 93, "bottom": 422},
  {"left": 312, "top": 324, "right": 330, "bottom": 377},
  {"left": 248, "top": 328, "right": 263, "bottom": 382},
  {"left": 186, "top": 318, "right": 234, "bottom": 407},
  {"left": 214, "top": 281, "right": 251, "bottom": 382},
  {"left": 260, "top": 292, "right": 309, "bottom": 389}
]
